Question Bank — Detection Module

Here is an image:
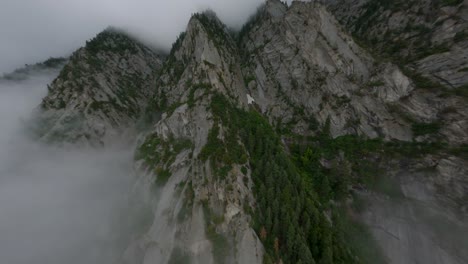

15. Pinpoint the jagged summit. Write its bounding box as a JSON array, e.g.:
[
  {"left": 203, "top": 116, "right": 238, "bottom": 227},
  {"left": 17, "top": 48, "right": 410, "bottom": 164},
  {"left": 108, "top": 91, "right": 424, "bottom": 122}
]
[
  {"left": 147, "top": 10, "right": 249, "bottom": 114},
  {"left": 84, "top": 26, "right": 158, "bottom": 57},
  {"left": 36, "top": 28, "right": 164, "bottom": 146},
  {"left": 265, "top": 0, "right": 288, "bottom": 18}
]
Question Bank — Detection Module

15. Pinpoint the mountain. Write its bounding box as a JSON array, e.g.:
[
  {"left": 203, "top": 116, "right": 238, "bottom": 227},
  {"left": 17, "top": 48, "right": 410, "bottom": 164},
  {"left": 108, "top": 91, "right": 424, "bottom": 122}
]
[
  {"left": 35, "top": 28, "right": 163, "bottom": 146},
  {"left": 30, "top": 1, "right": 468, "bottom": 264},
  {"left": 325, "top": 0, "right": 468, "bottom": 88},
  {"left": 0, "top": 57, "right": 67, "bottom": 81}
]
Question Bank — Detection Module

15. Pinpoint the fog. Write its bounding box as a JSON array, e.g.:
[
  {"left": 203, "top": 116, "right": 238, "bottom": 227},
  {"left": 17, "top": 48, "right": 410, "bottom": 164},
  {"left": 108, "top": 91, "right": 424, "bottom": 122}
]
[
  {"left": 0, "top": 69, "right": 134, "bottom": 264},
  {"left": 0, "top": 0, "right": 268, "bottom": 74}
]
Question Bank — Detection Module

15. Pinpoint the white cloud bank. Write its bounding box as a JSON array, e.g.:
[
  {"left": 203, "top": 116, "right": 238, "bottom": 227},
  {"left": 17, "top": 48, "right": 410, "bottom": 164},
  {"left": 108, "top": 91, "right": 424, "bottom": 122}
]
[{"left": 0, "top": 70, "right": 134, "bottom": 264}]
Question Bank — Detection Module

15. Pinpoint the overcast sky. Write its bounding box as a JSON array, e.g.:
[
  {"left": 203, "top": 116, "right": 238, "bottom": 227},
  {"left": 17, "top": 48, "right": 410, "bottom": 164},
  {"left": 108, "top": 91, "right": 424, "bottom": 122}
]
[{"left": 0, "top": 0, "right": 274, "bottom": 74}]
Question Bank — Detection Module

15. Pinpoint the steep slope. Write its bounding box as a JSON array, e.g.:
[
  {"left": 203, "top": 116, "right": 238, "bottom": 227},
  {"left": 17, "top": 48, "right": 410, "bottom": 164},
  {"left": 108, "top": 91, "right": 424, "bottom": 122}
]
[
  {"left": 240, "top": 0, "right": 416, "bottom": 140},
  {"left": 238, "top": 0, "right": 467, "bottom": 204},
  {"left": 325, "top": 0, "right": 468, "bottom": 88},
  {"left": 36, "top": 28, "right": 163, "bottom": 146},
  {"left": 125, "top": 13, "right": 263, "bottom": 264},
  {"left": 323, "top": 0, "right": 468, "bottom": 145},
  {"left": 127, "top": 11, "right": 360, "bottom": 264},
  {"left": 305, "top": 1, "right": 468, "bottom": 263},
  {"left": 238, "top": 1, "right": 468, "bottom": 263}
]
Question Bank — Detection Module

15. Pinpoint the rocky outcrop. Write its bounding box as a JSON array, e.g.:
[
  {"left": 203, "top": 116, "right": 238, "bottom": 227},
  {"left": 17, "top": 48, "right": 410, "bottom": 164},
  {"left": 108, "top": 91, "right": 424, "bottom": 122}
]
[
  {"left": 358, "top": 156, "right": 468, "bottom": 264},
  {"left": 240, "top": 0, "right": 417, "bottom": 140},
  {"left": 126, "top": 14, "right": 263, "bottom": 264},
  {"left": 321, "top": 0, "right": 468, "bottom": 145},
  {"left": 36, "top": 28, "right": 163, "bottom": 146},
  {"left": 325, "top": 0, "right": 468, "bottom": 88}
]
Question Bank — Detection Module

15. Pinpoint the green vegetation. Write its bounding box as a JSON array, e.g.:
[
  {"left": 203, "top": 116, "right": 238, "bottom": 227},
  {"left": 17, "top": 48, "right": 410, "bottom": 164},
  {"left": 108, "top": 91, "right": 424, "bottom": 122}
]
[
  {"left": 187, "top": 82, "right": 212, "bottom": 108},
  {"left": 244, "top": 75, "right": 256, "bottom": 86},
  {"left": 411, "top": 43, "right": 451, "bottom": 61},
  {"left": 155, "top": 31, "right": 187, "bottom": 89},
  {"left": 154, "top": 167, "right": 172, "bottom": 187},
  {"left": 136, "top": 134, "right": 193, "bottom": 167},
  {"left": 193, "top": 11, "right": 233, "bottom": 51},
  {"left": 202, "top": 93, "right": 358, "bottom": 263},
  {"left": 168, "top": 247, "right": 191, "bottom": 264},
  {"left": 290, "top": 132, "right": 449, "bottom": 194},
  {"left": 291, "top": 135, "right": 380, "bottom": 201},
  {"left": 199, "top": 94, "right": 448, "bottom": 263},
  {"left": 345, "top": 0, "right": 459, "bottom": 65},
  {"left": 41, "top": 57, "right": 67, "bottom": 68},
  {"left": 237, "top": 3, "right": 267, "bottom": 46},
  {"left": 199, "top": 94, "right": 249, "bottom": 174},
  {"left": 2, "top": 57, "right": 67, "bottom": 81},
  {"left": 85, "top": 29, "right": 139, "bottom": 56},
  {"left": 202, "top": 202, "right": 229, "bottom": 263},
  {"left": 412, "top": 122, "right": 441, "bottom": 137},
  {"left": 441, "top": 84, "right": 468, "bottom": 98},
  {"left": 454, "top": 31, "right": 467, "bottom": 42},
  {"left": 177, "top": 182, "right": 195, "bottom": 223},
  {"left": 440, "top": 0, "right": 464, "bottom": 6},
  {"left": 366, "top": 80, "right": 385, "bottom": 88},
  {"left": 449, "top": 144, "right": 468, "bottom": 159},
  {"left": 334, "top": 208, "right": 388, "bottom": 264},
  {"left": 400, "top": 67, "right": 444, "bottom": 91},
  {"left": 136, "top": 133, "right": 193, "bottom": 189}
]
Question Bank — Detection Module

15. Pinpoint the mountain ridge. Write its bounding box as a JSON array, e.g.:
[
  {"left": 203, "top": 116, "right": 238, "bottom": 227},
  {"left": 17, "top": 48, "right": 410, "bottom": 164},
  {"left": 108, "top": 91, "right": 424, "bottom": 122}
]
[{"left": 27, "top": 1, "right": 468, "bottom": 263}]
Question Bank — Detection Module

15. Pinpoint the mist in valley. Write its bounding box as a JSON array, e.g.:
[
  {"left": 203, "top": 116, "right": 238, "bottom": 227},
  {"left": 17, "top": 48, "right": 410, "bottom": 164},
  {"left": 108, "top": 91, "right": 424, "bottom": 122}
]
[
  {"left": 0, "top": 1, "right": 273, "bottom": 262},
  {"left": 0, "top": 69, "right": 135, "bottom": 264}
]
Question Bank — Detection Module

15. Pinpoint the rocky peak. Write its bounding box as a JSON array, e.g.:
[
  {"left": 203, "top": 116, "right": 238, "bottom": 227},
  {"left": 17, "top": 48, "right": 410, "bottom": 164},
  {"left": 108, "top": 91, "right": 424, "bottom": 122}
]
[
  {"left": 36, "top": 28, "right": 163, "bottom": 146},
  {"left": 264, "top": 0, "right": 288, "bottom": 19},
  {"left": 123, "top": 11, "right": 267, "bottom": 264},
  {"left": 150, "top": 12, "right": 248, "bottom": 112}
]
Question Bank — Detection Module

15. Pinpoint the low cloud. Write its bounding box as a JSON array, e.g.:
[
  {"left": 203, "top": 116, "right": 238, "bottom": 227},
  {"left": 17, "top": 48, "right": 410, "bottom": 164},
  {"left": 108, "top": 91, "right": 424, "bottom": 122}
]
[{"left": 0, "top": 70, "right": 134, "bottom": 264}]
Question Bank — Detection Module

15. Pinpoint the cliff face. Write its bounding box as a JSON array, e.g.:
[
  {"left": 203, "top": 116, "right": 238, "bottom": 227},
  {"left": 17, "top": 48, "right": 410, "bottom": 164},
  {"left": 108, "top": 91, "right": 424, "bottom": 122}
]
[
  {"left": 323, "top": 0, "right": 468, "bottom": 145},
  {"left": 124, "top": 15, "right": 263, "bottom": 264},
  {"left": 240, "top": 0, "right": 416, "bottom": 140},
  {"left": 31, "top": 1, "right": 468, "bottom": 264},
  {"left": 325, "top": 0, "right": 468, "bottom": 87},
  {"left": 321, "top": 0, "right": 468, "bottom": 263},
  {"left": 36, "top": 29, "right": 163, "bottom": 146}
]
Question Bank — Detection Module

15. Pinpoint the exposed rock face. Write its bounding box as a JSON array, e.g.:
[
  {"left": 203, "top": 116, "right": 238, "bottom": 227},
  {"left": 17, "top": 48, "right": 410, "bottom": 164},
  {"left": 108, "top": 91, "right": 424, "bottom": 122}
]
[
  {"left": 320, "top": 0, "right": 468, "bottom": 263},
  {"left": 320, "top": 0, "right": 468, "bottom": 195},
  {"left": 126, "top": 14, "right": 263, "bottom": 264},
  {"left": 240, "top": 0, "right": 416, "bottom": 140},
  {"left": 325, "top": 0, "right": 468, "bottom": 88},
  {"left": 322, "top": 0, "right": 468, "bottom": 145},
  {"left": 37, "top": 29, "right": 163, "bottom": 146},
  {"left": 359, "top": 157, "right": 468, "bottom": 264}
]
